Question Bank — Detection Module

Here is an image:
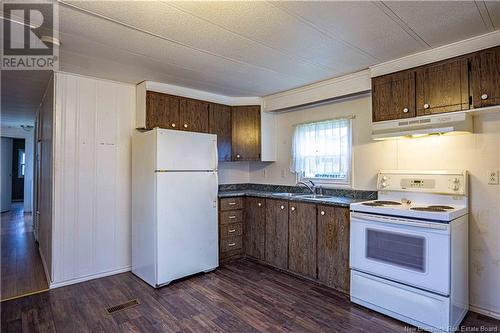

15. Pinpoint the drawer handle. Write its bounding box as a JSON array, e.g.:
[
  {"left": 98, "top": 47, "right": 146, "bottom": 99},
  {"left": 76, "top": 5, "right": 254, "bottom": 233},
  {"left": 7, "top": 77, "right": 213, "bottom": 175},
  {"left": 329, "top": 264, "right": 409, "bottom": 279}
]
[
  {"left": 481, "top": 94, "right": 488, "bottom": 100},
  {"left": 320, "top": 211, "right": 325, "bottom": 216},
  {"left": 228, "top": 215, "right": 237, "bottom": 219},
  {"left": 228, "top": 229, "right": 236, "bottom": 233},
  {"left": 403, "top": 107, "right": 409, "bottom": 113},
  {"left": 228, "top": 202, "right": 237, "bottom": 206},
  {"left": 228, "top": 243, "right": 236, "bottom": 247},
  {"left": 423, "top": 103, "right": 430, "bottom": 109}
]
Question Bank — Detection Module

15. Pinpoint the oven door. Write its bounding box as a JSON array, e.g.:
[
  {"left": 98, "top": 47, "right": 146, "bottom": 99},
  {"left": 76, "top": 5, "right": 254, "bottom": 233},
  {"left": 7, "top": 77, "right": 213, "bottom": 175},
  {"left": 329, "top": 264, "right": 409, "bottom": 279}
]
[{"left": 350, "top": 212, "right": 450, "bottom": 296}]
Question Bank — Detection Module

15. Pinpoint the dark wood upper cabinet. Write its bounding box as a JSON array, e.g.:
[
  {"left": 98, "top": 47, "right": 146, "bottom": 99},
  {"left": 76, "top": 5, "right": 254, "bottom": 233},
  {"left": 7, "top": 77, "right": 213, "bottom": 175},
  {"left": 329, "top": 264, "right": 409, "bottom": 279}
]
[
  {"left": 231, "top": 105, "right": 261, "bottom": 161},
  {"left": 146, "top": 91, "right": 180, "bottom": 129},
  {"left": 209, "top": 103, "right": 232, "bottom": 162},
  {"left": 372, "top": 71, "right": 416, "bottom": 122},
  {"left": 179, "top": 98, "right": 209, "bottom": 133},
  {"left": 317, "top": 206, "right": 350, "bottom": 294},
  {"left": 244, "top": 197, "right": 266, "bottom": 261},
  {"left": 471, "top": 45, "right": 500, "bottom": 109},
  {"left": 415, "top": 57, "right": 469, "bottom": 116},
  {"left": 265, "top": 199, "right": 288, "bottom": 269},
  {"left": 288, "top": 202, "right": 317, "bottom": 279}
]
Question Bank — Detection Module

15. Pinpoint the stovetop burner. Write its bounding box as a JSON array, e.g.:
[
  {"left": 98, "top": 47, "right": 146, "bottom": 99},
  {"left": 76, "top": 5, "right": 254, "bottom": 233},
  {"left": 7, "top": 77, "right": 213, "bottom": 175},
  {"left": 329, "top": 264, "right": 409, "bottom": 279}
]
[
  {"left": 411, "top": 207, "right": 447, "bottom": 212},
  {"left": 362, "top": 202, "right": 384, "bottom": 207},
  {"left": 427, "top": 205, "right": 454, "bottom": 210}
]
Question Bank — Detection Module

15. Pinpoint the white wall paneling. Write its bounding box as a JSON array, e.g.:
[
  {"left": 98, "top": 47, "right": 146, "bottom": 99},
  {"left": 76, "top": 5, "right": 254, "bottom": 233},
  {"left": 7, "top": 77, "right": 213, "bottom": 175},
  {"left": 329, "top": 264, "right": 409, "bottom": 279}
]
[{"left": 53, "top": 72, "right": 135, "bottom": 286}]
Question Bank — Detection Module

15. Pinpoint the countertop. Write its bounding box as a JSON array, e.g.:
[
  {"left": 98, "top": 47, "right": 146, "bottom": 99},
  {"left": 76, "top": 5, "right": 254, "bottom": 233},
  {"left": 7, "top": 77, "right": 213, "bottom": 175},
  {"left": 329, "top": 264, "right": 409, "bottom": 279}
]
[{"left": 218, "top": 190, "right": 367, "bottom": 208}]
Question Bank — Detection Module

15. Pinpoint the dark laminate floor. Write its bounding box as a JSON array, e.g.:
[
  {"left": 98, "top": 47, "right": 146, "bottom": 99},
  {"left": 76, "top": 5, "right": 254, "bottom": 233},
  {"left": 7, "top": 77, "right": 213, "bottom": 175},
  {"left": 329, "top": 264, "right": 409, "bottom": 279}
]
[
  {"left": 1, "top": 203, "right": 48, "bottom": 301},
  {"left": 1, "top": 259, "right": 499, "bottom": 332}
]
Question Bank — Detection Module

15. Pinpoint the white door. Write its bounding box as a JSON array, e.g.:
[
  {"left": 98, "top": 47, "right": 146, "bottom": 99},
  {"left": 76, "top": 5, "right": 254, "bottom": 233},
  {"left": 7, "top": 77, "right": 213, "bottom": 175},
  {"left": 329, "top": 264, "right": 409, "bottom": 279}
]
[
  {"left": 1, "top": 138, "right": 13, "bottom": 212},
  {"left": 350, "top": 212, "right": 451, "bottom": 295},
  {"left": 156, "top": 129, "right": 217, "bottom": 171},
  {"left": 156, "top": 171, "right": 218, "bottom": 285}
]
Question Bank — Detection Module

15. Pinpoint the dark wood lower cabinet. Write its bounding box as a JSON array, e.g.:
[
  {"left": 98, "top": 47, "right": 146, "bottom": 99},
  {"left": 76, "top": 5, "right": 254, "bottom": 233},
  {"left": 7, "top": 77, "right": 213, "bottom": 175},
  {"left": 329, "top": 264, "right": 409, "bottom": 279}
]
[
  {"left": 317, "top": 205, "right": 350, "bottom": 294},
  {"left": 265, "top": 199, "right": 288, "bottom": 269},
  {"left": 244, "top": 197, "right": 266, "bottom": 260},
  {"left": 288, "top": 202, "right": 317, "bottom": 279}
]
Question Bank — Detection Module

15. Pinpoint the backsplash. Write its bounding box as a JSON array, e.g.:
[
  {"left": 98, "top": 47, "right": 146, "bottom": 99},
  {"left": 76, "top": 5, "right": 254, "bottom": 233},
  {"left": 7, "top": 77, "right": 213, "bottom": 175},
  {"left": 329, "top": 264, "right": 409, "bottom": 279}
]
[{"left": 218, "top": 183, "right": 377, "bottom": 200}]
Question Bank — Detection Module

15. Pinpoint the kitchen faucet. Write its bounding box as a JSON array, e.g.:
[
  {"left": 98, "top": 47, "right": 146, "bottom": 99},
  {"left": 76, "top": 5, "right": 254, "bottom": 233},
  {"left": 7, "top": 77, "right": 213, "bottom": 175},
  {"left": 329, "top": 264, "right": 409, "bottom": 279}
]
[{"left": 296, "top": 180, "right": 316, "bottom": 194}]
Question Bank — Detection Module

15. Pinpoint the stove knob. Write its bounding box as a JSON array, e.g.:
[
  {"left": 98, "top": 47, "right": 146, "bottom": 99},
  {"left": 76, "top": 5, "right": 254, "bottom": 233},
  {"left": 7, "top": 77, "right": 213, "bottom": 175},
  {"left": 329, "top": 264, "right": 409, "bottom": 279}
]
[
  {"left": 381, "top": 182, "right": 387, "bottom": 188},
  {"left": 452, "top": 177, "right": 460, "bottom": 183},
  {"left": 381, "top": 176, "right": 388, "bottom": 181},
  {"left": 453, "top": 184, "right": 460, "bottom": 191}
]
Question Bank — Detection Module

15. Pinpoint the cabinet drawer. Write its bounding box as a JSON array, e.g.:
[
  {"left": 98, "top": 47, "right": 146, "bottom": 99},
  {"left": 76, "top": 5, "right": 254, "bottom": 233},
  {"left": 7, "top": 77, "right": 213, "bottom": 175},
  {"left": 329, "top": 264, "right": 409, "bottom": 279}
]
[
  {"left": 220, "top": 223, "right": 243, "bottom": 238},
  {"left": 220, "top": 210, "right": 243, "bottom": 224},
  {"left": 221, "top": 236, "right": 242, "bottom": 252},
  {"left": 220, "top": 197, "right": 243, "bottom": 211}
]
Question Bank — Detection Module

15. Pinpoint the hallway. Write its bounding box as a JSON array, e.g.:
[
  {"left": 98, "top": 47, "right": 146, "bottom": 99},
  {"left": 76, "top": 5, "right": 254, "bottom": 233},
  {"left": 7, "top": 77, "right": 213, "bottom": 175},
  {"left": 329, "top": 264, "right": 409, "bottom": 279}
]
[{"left": 1, "top": 203, "right": 48, "bottom": 301}]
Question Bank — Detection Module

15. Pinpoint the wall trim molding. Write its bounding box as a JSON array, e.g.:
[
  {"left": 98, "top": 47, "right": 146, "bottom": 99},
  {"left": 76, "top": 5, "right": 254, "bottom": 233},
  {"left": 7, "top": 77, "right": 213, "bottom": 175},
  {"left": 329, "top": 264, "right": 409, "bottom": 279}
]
[
  {"left": 262, "top": 69, "right": 371, "bottom": 112},
  {"left": 49, "top": 266, "right": 131, "bottom": 289},
  {"left": 143, "top": 81, "right": 261, "bottom": 106},
  {"left": 370, "top": 30, "right": 500, "bottom": 77},
  {"left": 469, "top": 304, "right": 500, "bottom": 320}
]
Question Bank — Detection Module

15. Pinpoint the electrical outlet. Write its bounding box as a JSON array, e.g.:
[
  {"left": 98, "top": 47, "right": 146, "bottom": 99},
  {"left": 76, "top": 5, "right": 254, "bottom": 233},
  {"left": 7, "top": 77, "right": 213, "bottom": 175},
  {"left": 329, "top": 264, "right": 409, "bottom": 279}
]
[{"left": 488, "top": 170, "right": 499, "bottom": 185}]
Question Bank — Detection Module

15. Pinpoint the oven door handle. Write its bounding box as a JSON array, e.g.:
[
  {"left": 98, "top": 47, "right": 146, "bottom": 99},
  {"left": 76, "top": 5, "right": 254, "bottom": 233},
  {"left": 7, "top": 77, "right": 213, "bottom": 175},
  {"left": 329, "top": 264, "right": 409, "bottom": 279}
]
[{"left": 350, "top": 212, "right": 448, "bottom": 230}]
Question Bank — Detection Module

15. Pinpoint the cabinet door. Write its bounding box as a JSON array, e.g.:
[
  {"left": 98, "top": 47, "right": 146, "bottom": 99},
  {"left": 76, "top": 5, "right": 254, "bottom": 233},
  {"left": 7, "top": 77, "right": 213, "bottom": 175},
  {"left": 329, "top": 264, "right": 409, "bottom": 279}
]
[
  {"left": 288, "top": 202, "right": 317, "bottom": 279},
  {"left": 244, "top": 197, "right": 266, "bottom": 260},
  {"left": 416, "top": 57, "right": 469, "bottom": 116},
  {"left": 471, "top": 46, "right": 500, "bottom": 108},
  {"left": 317, "top": 206, "right": 350, "bottom": 293},
  {"left": 372, "top": 71, "right": 415, "bottom": 122},
  {"left": 146, "top": 91, "right": 179, "bottom": 130},
  {"left": 231, "top": 105, "right": 261, "bottom": 161},
  {"left": 209, "top": 103, "right": 232, "bottom": 162},
  {"left": 265, "top": 199, "right": 288, "bottom": 269},
  {"left": 180, "top": 98, "right": 209, "bottom": 133}
]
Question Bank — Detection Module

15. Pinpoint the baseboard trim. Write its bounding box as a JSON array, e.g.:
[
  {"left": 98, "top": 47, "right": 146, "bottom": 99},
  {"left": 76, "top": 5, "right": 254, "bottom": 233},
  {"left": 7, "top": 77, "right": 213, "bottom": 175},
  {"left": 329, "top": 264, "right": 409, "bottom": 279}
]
[
  {"left": 49, "top": 266, "right": 131, "bottom": 289},
  {"left": 469, "top": 304, "right": 500, "bottom": 320}
]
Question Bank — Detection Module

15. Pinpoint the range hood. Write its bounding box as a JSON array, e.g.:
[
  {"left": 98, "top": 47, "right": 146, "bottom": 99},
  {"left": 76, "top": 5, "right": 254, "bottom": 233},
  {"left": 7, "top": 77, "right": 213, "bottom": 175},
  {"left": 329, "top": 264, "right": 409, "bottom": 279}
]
[{"left": 372, "top": 112, "right": 473, "bottom": 140}]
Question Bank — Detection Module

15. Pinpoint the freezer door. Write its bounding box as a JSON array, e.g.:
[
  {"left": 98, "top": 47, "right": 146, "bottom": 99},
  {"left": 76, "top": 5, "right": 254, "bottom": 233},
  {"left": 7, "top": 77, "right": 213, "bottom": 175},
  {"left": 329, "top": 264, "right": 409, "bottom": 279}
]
[
  {"left": 156, "top": 171, "right": 218, "bottom": 285},
  {"left": 156, "top": 129, "right": 217, "bottom": 171}
]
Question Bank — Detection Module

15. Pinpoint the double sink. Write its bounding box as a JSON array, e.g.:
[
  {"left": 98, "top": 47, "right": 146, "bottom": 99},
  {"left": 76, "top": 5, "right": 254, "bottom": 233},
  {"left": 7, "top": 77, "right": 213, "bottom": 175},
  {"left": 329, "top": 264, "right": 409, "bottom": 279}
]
[{"left": 273, "top": 193, "right": 333, "bottom": 200}]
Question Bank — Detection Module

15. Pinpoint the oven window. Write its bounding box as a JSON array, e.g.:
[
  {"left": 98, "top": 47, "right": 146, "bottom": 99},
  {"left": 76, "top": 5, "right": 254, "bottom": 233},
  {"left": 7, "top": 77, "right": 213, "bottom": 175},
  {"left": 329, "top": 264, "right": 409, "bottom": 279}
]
[{"left": 366, "top": 229, "right": 426, "bottom": 272}]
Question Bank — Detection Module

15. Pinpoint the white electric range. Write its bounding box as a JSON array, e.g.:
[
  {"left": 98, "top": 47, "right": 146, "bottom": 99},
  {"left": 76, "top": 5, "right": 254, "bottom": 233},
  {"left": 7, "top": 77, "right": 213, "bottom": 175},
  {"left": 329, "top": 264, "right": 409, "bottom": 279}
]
[{"left": 349, "top": 170, "right": 469, "bottom": 333}]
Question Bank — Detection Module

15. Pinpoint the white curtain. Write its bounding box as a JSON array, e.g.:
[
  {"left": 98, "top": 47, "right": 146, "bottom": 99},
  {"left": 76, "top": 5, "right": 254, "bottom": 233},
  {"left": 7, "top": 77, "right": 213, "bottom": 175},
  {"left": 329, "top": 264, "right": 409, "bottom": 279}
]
[{"left": 290, "top": 118, "right": 351, "bottom": 181}]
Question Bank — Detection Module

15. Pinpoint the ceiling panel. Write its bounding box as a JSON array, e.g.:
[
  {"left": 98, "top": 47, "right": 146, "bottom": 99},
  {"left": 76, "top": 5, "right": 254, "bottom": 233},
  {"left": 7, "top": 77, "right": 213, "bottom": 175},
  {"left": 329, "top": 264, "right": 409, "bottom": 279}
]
[
  {"left": 65, "top": 1, "right": 336, "bottom": 82},
  {"left": 384, "top": 1, "right": 491, "bottom": 47},
  {"left": 485, "top": 1, "right": 500, "bottom": 29},
  {"left": 165, "top": 1, "right": 376, "bottom": 73},
  {"left": 273, "top": 1, "right": 425, "bottom": 62},
  {"left": 1, "top": 70, "right": 52, "bottom": 126}
]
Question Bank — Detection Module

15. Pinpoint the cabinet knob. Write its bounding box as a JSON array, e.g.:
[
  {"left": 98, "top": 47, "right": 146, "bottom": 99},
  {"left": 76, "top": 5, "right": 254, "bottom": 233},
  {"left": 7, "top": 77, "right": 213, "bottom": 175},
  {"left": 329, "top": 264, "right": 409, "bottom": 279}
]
[
  {"left": 183, "top": 124, "right": 188, "bottom": 128},
  {"left": 236, "top": 154, "right": 240, "bottom": 159},
  {"left": 320, "top": 211, "right": 325, "bottom": 216},
  {"left": 423, "top": 103, "right": 430, "bottom": 109},
  {"left": 171, "top": 123, "right": 176, "bottom": 128},
  {"left": 481, "top": 94, "right": 488, "bottom": 100},
  {"left": 291, "top": 207, "right": 295, "bottom": 211},
  {"left": 280, "top": 205, "right": 284, "bottom": 210},
  {"left": 257, "top": 202, "right": 262, "bottom": 207},
  {"left": 403, "top": 107, "right": 409, "bottom": 113}
]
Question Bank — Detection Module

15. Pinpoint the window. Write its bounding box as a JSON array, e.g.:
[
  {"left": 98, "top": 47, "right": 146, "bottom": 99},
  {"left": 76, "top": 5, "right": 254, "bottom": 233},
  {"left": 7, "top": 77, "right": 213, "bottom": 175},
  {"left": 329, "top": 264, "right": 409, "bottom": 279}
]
[
  {"left": 290, "top": 118, "right": 352, "bottom": 185},
  {"left": 18, "top": 149, "right": 25, "bottom": 178}
]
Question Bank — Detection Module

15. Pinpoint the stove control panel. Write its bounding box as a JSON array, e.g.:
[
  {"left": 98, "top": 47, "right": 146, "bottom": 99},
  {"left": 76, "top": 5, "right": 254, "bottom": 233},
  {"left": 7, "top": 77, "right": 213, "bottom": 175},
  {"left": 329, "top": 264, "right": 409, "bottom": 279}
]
[{"left": 377, "top": 170, "right": 467, "bottom": 195}]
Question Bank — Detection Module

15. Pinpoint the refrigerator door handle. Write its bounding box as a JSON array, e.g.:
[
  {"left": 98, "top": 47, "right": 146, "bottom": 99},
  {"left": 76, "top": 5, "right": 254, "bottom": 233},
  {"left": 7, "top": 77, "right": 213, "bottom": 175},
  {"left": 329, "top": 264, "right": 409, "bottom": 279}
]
[{"left": 212, "top": 139, "right": 218, "bottom": 170}]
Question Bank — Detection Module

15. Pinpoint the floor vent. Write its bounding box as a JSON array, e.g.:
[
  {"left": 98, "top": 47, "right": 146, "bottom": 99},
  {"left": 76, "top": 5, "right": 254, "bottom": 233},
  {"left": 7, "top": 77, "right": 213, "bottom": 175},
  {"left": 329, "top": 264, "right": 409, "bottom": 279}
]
[{"left": 106, "top": 299, "right": 140, "bottom": 314}]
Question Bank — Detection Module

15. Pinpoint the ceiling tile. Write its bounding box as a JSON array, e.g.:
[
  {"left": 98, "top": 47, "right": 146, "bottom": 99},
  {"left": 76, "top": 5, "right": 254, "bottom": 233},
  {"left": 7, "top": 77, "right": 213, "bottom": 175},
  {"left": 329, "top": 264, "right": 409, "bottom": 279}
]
[
  {"left": 384, "top": 1, "right": 490, "bottom": 47},
  {"left": 273, "top": 1, "right": 425, "bottom": 62}
]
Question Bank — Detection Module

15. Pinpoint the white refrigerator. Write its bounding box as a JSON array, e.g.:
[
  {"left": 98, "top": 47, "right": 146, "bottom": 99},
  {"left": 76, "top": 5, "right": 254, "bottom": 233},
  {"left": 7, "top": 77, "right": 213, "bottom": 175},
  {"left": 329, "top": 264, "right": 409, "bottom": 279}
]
[{"left": 132, "top": 128, "right": 219, "bottom": 288}]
